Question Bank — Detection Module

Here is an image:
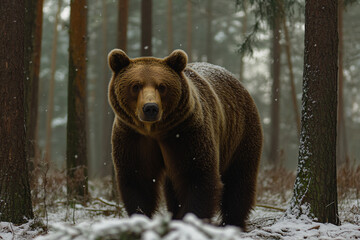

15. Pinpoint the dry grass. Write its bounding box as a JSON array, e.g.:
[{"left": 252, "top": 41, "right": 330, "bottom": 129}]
[
  {"left": 337, "top": 164, "right": 360, "bottom": 201},
  {"left": 256, "top": 166, "right": 296, "bottom": 206},
  {"left": 256, "top": 163, "right": 360, "bottom": 206}
]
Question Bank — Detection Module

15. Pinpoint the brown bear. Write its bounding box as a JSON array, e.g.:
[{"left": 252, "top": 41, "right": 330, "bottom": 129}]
[{"left": 107, "top": 49, "right": 263, "bottom": 229}]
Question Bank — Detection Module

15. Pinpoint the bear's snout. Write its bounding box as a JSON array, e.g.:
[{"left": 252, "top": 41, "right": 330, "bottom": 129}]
[{"left": 142, "top": 103, "right": 159, "bottom": 121}]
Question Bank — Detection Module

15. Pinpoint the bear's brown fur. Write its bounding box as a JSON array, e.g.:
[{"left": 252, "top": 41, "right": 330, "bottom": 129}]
[{"left": 107, "top": 49, "right": 263, "bottom": 229}]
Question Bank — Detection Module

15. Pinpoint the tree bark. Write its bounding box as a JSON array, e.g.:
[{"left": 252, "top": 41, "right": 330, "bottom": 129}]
[
  {"left": 167, "top": 0, "right": 173, "bottom": 54},
  {"left": 141, "top": 0, "right": 152, "bottom": 56},
  {"left": 289, "top": 0, "right": 339, "bottom": 225},
  {"left": 45, "top": 0, "right": 62, "bottom": 163},
  {"left": 67, "top": 0, "right": 88, "bottom": 201},
  {"left": 186, "top": 0, "right": 192, "bottom": 61},
  {"left": 268, "top": 10, "right": 281, "bottom": 166},
  {"left": 0, "top": 0, "right": 34, "bottom": 223},
  {"left": 25, "top": 0, "right": 44, "bottom": 169},
  {"left": 117, "top": 0, "right": 128, "bottom": 52}
]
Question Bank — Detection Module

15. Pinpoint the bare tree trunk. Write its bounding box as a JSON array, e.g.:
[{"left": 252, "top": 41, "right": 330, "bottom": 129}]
[
  {"left": 0, "top": 0, "right": 34, "bottom": 223},
  {"left": 239, "top": 0, "right": 247, "bottom": 82},
  {"left": 167, "top": 0, "right": 173, "bottom": 54},
  {"left": 100, "top": 0, "right": 113, "bottom": 177},
  {"left": 67, "top": 0, "right": 88, "bottom": 202},
  {"left": 268, "top": 11, "right": 281, "bottom": 166},
  {"left": 25, "top": 0, "right": 44, "bottom": 170},
  {"left": 206, "top": 0, "right": 213, "bottom": 63},
  {"left": 280, "top": 2, "right": 301, "bottom": 136},
  {"left": 117, "top": 0, "right": 128, "bottom": 52},
  {"left": 289, "top": 0, "right": 339, "bottom": 225},
  {"left": 45, "top": 0, "right": 62, "bottom": 163},
  {"left": 186, "top": 0, "right": 192, "bottom": 61},
  {"left": 337, "top": 0, "right": 349, "bottom": 166},
  {"left": 109, "top": 0, "right": 130, "bottom": 200},
  {"left": 141, "top": 0, "right": 152, "bottom": 56}
]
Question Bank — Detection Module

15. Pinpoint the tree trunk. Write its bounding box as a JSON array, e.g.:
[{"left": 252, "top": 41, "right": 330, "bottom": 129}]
[
  {"left": 239, "top": 0, "right": 247, "bottom": 82},
  {"left": 67, "top": 0, "right": 88, "bottom": 202},
  {"left": 268, "top": 11, "right": 281, "bottom": 166},
  {"left": 117, "top": 0, "right": 128, "bottom": 52},
  {"left": 289, "top": 0, "right": 339, "bottom": 225},
  {"left": 206, "top": 0, "right": 213, "bottom": 63},
  {"left": 25, "top": 0, "right": 44, "bottom": 170},
  {"left": 280, "top": 5, "right": 301, "bottom": 136},
  {"left": 45, "top": 0, "right": 62, "bottom": 163},
  {"left": 186, "top": 0, "right": 192, "bottom": 61},
  {"left": 101, "top": 0, "right": 113, "bottom": 177},
  {"left": 337, "top": 0, "right": 349, "bottom": 166},
  {"left": 141, "top": 0, "right": 152, "bottom": 56},
  {"left": 167, "top": 0, "right": 173, "bottom": 54},
  {"left": 109, "top": 0, "right": 130, "bottom": 199},
  {"left": 0, "top": 0, "right": 34, "bottom": 223}
]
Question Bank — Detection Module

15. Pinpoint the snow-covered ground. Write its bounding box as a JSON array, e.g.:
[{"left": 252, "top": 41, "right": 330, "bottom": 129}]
[
  {"left": 1, "top": 174, "right": 359, "bottom": 240},
  {"left": 1, "top": 199, "right": 359, "bottom": 240}
]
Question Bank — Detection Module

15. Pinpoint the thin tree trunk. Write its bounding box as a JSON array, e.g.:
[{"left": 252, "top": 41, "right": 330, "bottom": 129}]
[
  {"left": 111, "top": 0, "right": 129, "bottom": 200},
  {"left": 167, "top": 0, "right": 173, "bottom": 54},
  {"left": 268, "top": 11, "right": 281, "bottom": 166},
  {"left": 186, "top": 0, "right": 192, "bottom": 61},
  {"left": 289, "top": 0, "right": 339, "bottom": 225},
  {"left": 206, "top": 0, "right": 213, "bottom": 63},
  {"left": 280, "top": 1, "right": 301, "bottom": 136},
  {"left": 337, "top": 0, "right": 349, "bottom": 166},
  {"left": 0, "top": 0, "right": 34, "bottom": 223},
  {"left": 141, "top": 0, "right": 152, "bottom": 56},
  {"left": 117, "top": 0, "right": 128, "bottom": 52},
  {"left": 101, "top": 0, "right": 112, "bottom": 177},
  {"left": 45, "top": 0, "right": 62, "bottom": 163},
  {"left": 67, "top": 0, "right": 88, "bottom": 202},
  {"left": 25, "top": 0, "right": 44, "bottom": 170},
  {"left": 239, "top": 0, "right": 247, "bottom": 82}
]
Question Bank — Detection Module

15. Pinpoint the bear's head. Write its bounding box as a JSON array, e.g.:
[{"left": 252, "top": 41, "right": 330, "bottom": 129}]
[{"left": 108, "top": 49, "right": 188, "bottom": 133}]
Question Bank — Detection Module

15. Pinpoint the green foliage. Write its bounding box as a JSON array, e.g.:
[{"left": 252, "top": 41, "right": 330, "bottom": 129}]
[
  {"left": 236, "top": 0, "right": 303, "bottom": 56},
  {"left": 237, "top": 21, "right": 260, "bottom": 56}
]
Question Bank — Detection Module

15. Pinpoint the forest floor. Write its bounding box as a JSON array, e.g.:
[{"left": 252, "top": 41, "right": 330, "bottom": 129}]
[{"left": 0, "top": 166, "right": 359, "bottom": 240}]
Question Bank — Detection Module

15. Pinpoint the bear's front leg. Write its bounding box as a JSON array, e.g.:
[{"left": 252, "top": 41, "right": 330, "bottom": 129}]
[
  {"left": 112, "top": 122, "right": 164, "bottom": 217},
  {"left": 160, "top": 129, "right": 223, "bottom": 221}
]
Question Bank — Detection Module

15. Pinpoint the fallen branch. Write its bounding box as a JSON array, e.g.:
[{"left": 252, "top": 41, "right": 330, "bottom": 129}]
[
  {"left": 256, "top": 204, "right": 286, "bottom": 212},
  {"left": 79, "top": 208, "right": 118, "bottom": 214},
  {"left": 95, "top": 197, "right": 119, "bottom": 208}
]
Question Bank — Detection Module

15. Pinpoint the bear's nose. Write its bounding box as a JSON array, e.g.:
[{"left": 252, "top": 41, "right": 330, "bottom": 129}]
[{"left": 143, "top": 103, "right": 159, "bottom": 119}]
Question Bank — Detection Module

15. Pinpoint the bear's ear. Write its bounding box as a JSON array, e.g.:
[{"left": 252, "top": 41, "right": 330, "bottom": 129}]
[
  {"left": 164, "top": 50, "right": 188, "bottom": 73},
  {"left": 108, "top": 49, "right": 130, "bottom": 73}
]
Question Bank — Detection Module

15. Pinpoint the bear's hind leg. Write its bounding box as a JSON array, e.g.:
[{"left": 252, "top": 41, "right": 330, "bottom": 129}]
[{"left": 220, "top": 140, "right": 261, "bottom": 230}]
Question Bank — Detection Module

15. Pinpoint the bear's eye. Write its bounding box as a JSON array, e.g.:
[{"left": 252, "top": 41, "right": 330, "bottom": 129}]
[
  {"left": 158, "top": 84, "right": 166, "bottom": 94},
  {"left": 132, "top": 83, "right": 141, "bottom": 93}
]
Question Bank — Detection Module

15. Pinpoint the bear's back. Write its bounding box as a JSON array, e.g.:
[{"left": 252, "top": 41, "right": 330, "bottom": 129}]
[
  {"left": 186, "top": 62, "right": 247, "bottom": 100},
  {"left": 185, "top": 62, "right": 255, "bottom": 171}
]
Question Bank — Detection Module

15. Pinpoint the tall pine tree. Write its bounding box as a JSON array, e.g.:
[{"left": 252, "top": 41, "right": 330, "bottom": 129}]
[
  {"left": 289, "top": 0, "right": 339, "bottom": 225},
  {"left": 0, "top": 0, "right": 34, "bottom": 223}
]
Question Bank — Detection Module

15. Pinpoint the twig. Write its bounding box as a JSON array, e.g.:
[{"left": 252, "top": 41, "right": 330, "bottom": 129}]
[
  {"left": 256, "top": 204, "right": 286, "bottom": 212},
  {"left": 79, "top": 208, "right": 118, "bottom": 213},
  {"left": 95, "top": 197, "right": 118, "bottom": 208},
  {"left": 9, "top": 223, "right": 15, "bottom": 240}
]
